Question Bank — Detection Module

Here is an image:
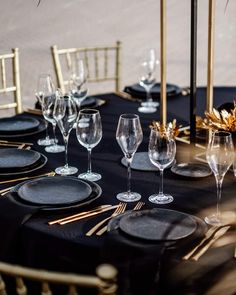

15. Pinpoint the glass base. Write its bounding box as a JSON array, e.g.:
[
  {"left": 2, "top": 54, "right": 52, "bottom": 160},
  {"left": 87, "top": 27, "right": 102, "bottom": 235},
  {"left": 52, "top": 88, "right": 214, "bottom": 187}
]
[
  {"left": 116, "top": 191, "right": 141, "bottom": 202},
  {"left": 138, "top": 106, "right": 156, "bottom": 113},
  {"left": 205, "top": 211, "right": 236, "bottom": 226},
  {"left": 37, "top": 137, "right": 54, "bottom": 146},
  {"left": 78, "top": 172, "right": 101, "bottom": 182},
  {"left": 148, "top": 193, "right": 174, "bottom": 204},
  {"left": 45, "top": 144, "right": 65, "bottom": 153},
  {"left": 141, "top": 101, "right": 159, "bottom": 108},
  {"left": 55, "top": 165, "right": 78, "bottom": 176}
]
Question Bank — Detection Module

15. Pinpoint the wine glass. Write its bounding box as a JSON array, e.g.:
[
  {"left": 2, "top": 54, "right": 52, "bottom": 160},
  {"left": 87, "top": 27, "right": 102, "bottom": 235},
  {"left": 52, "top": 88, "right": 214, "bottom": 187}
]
[
  {"left": 148, "top": 128, "right": 176, "bottom": 204},
  {"left": 205, "top": 131, "right": 234, "bottom": 225},
  {"left": 35, "top": 74, "right": 54, "bottom": 146},
  {"left": 116, "top": 114, "right": 143, "bottom": 202},
  {"left": 53, "top": 92, "right": 78, "bottom": 175},
  {"left": 70, "top": 58, "right": 89, "bottom": 110},
  {"left": 40, "top": 77, "right": 65, "bottom": 153},
  {"left": 138, "top": 48, "right": 159, "bottom": 114},
  {"left": 76, "top": 109, "right": 102, "bottom": 181}
]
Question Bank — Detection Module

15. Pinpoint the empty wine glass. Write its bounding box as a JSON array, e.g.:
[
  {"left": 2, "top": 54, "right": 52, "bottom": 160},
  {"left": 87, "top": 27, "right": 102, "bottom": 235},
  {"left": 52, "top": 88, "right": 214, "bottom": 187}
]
[
  {"left": 205, "top": 131, "right": 234, "bottom": 225},
  {"left": 70, "top": 58, "right": 89, "bottom": 110},
  {"left": 148, "top": 128, "right": 176, "bottom": 204},
  {"left": 53, "top": 92, "right": 78, "bottom": 175},
  {"left": 40, "top": 77, "right": 65, "bottom": 153},
  {"left": 35, "top": 74, "right": 54, "bottom": 146},
  {"left": 138, "top": 48, "right": 159, "bottom": 114},
  {"left": 116, "top": 114, "right": 143, "bottom": 202},
  {"left": 76, "top": 109, "right": 102, "bottom": 181}
]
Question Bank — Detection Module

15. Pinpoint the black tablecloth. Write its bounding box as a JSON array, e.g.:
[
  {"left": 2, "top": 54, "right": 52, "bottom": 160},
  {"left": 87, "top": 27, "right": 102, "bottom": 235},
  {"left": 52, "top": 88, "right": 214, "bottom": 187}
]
[{"left": 0, "top": 88, "right": 235, "bottom": 295}]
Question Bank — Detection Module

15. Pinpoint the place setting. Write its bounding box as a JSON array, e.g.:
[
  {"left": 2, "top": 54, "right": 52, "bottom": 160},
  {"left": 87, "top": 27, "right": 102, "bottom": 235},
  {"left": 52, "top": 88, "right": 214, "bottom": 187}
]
[{"left": 0, "top": 116, "right": 46, "bottom": 138}]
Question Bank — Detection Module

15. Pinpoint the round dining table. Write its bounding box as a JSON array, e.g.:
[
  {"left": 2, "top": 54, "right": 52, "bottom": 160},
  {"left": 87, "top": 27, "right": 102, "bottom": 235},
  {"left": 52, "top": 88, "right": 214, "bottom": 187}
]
[{"left": 0, "top": 87, "right": 235, "bottom": 295}]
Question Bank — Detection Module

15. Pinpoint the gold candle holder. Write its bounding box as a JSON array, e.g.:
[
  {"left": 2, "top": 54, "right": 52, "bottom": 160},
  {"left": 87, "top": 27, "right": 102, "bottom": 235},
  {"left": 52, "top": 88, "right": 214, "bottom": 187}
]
[
  {"left": 160, "top": 0, "right": 167, "bottom": 125},
  {"left": 206, "top": 0, "right": 215, "bottom": 113}
]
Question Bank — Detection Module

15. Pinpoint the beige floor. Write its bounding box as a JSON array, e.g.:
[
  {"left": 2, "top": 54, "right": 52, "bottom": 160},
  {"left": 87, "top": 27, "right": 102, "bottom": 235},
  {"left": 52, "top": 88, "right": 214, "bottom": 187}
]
[{"left": 1, "top": 0, "right": 236, "bottom": 110}]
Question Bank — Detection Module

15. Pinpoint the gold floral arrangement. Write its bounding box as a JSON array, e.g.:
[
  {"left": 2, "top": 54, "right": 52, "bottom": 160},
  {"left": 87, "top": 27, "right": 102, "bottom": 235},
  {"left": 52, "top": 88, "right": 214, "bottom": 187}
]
[
  {"left": 149, "top": 119, "right": 180, "bottom": 138},
  {"left": 196, "top": 102, "right": 236, "bottom": 131}
]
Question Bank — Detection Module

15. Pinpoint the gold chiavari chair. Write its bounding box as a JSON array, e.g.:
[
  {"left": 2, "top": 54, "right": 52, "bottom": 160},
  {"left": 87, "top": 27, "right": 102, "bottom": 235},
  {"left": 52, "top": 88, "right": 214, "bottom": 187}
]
[
  {"left": 0, "top": 261, "right": 118, "bottom": 295},
  {"left": 51, "top": 41, "right": 121, "bottom": 94},
  {"left": 0, "top": 48, "right": 22, "bottom": 114}
]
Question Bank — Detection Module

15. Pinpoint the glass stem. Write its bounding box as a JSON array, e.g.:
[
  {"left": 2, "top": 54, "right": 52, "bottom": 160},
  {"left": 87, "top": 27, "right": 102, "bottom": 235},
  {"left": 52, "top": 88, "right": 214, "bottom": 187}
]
[
  {"left": 45, "top": 120, "right": 49, "bottom": 140},
  {"left": 52, "top": 123, "right": 57, "bottom": 145},
  {"left": 215, "top": 176, "right": 223, "bottom": 220},
  {"left": 146, "top": 87, "right": 153, "bottom": 103},
  {"left": 64, "top": 134, "right": 69, "bottom": 168},
  {"left": 159, "top": 168, "right": 164, "bottom": 197},
  {"left": 126, "top": 157, "right": 132, "bottom": 195},
  {"left": 87, "top": 148, "right": 92, "bottom": 174}
]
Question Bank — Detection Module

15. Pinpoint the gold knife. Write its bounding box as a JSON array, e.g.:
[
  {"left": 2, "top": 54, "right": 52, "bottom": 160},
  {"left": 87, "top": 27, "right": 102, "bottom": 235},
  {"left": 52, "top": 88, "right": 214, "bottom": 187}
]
[
  {"left": 191, "top": 226, "right": 231, "bottom": 261},
  {"left": 59, "top": 205, "right": 119, "bottom": 225},
  {"left": 0, "top": 172, "right": 55, "bottom": 185}
]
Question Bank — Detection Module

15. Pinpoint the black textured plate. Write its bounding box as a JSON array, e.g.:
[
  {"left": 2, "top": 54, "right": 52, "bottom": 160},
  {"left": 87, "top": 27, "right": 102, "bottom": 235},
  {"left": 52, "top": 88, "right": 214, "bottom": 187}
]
[
  {"left": 171, "top": 162, "right": 212, "bottom": 178},
  {"left": 121, "top": 152, "right": 175, "bottom": 171},
  {"left": 0, "top": 118, "right": 46, "bottom": 138},
  {"left": 125, "top": 83, "right": 182, "bottom": 98},
  {"left": 0, "top": 153, "right": 47, "bottom": 176},
  {"left": 0, "top": 117, "right": 40, "bottom": 134},
  {"left": 16, "top": 176, "right": 92, "bottom": 206},
  {"left": 0, "top": 148, "right": 41, "bottom": 171},
  {"left": 11, "top": 177, "right": 102, "bottom": 211},
  {"left": 118, "top": 208, "right": 197, "bottom": 241}
]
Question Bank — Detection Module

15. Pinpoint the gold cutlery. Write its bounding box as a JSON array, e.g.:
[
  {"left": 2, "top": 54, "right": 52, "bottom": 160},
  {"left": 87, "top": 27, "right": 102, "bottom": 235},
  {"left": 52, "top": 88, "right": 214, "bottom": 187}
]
[
  {"left": 59, "top": 205, "right": 119, "bottom": 225},
  {"left": 86, "top": 202, "right": 127, "bottom": 236},
  {"left": 95, "top": 201, "right": 144, "bottom": 236},
  {"left": 0, "top": 140, "right": 33, "bottom": 146},
  {"left": 0, "top": 172, "right": 55, "bottom": 185},
  {"left": 24, "top": 108, "right": 42, "bottom": 116},
  {"left": 48, "top": 205, "right": 112, "bottom": 225},
  {"left": 115, "top": 91, "right": 141, "bottom": 103},
  {"left": 183, "top": 224, "right": 231, "bottom": 260},
  {"left": 191, "top": 226, "right": 230, "bottom": 261},
  {"left": 0, "top": 186, "right": 14, "bottom": 195}
]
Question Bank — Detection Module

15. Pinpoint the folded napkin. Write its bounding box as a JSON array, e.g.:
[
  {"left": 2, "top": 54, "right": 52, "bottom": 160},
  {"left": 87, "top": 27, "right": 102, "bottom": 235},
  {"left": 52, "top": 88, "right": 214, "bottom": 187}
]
[{"left": 0, "top": 193, "right": 40, "bottom": 262}]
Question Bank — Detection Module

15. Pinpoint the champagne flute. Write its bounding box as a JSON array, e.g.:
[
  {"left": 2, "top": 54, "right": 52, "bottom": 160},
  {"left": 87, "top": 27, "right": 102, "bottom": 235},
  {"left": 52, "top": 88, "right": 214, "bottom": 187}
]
[
  {"left": 70, "top": 59, "right": 89, "bottom": 110},
  {"left": 76, "top": 109, "right": 102, "bottom": 181},
  {"left": 148, "top": 128, "right": 176, "bottom": 204},
  {"left": 40, "top": 77, "right": 65, "bottom": 153},
  {"left": 53, "top": 92, "right": 78, "bottom": 175},
  {"left": 138, "top": 48, "right": 159, "bottom": 113},
  {"left": 35, "top": 74, "right": 54, "bottom": 146},
  {"left": 116, "top": 114, "right": 143, "bottom": 202},
  {"left": 205, "top": 131, "right": 234, "bottom": 225}
]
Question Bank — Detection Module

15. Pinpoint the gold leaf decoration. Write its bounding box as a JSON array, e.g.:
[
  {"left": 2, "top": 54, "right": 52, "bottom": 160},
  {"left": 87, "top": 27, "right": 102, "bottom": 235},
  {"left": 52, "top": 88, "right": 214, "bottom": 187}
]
[
  {"left": 197, "top": 102, "right": 236, "bottom": 131},
  {"left": 149, "top": 119, "right": 180, "bottom": 138}
]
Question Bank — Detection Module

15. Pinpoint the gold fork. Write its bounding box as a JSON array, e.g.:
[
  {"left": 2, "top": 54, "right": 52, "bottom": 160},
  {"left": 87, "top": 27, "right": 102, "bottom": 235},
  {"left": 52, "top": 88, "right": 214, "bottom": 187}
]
[
  {"left": 86, "top": 202, "right": 127, "bottom": 236},
  {"left": 95, "top": 201, "right": 145, "bottom": 236}
]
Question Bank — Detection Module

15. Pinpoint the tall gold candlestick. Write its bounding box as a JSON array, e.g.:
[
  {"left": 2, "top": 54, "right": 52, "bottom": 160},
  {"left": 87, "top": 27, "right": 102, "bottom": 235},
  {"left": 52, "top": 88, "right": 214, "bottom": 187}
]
[
  {"left": 160, "top": 0, "right": 167, "bottom": 125},
  {"left": 206, "top": 0, "right": 215, "bottom": 112}
]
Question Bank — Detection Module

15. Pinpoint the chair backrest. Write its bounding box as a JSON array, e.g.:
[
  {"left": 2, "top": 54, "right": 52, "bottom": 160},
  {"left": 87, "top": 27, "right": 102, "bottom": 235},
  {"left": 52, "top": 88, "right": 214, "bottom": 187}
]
[
  {"left": 0, "top": 261, "right": 118, "bottom": 295},
  {"left": 0, "top": 48, "right": 22, "bottom": 114},
  {"left": 51, "top": 41, "right": 121, "bottom": 94}
]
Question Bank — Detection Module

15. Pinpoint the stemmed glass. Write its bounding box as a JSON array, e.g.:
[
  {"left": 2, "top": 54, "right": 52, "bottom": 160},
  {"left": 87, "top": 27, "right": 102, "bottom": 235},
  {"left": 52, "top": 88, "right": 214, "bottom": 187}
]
[
  {"left": 70, "top": 59, "right": 89, "bottom": 110},
  {"left": 138, "top": 48, "right": 159, "bottom": 114},
  {"left": 148, "top": 128, "right": 176, "bottom": 204},
  {"left": 53, "top": 92, "right": 78, "bottom": 175},
  {"left": 116, "top": 114, "right": 143, "bottom": 202},
  {"left": 40, "top": 77, "right": 65, "bottom": 153},
  {"left": 76, "top": 109, "right": 102, "bottom": 181},
  {"left": 35, "top": 74, "right": 54, "bottom": 146},
  {"left": 205, "top": 131, "right": 234, "bottom": 225}
]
